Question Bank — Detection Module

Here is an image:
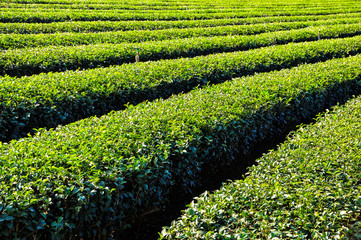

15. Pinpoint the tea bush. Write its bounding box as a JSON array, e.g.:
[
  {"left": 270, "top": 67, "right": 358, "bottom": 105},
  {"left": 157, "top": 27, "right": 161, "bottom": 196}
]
[
  {"left": 160, "top": 94, "right": 361, "bottom": 239},
  {"left": 0, "top": 55, "right": 361, "bottom": 238}
]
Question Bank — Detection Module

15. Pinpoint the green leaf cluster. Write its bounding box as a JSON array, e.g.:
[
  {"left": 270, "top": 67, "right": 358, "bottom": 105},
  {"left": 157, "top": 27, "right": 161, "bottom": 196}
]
[
  {"left": 1, "top": 6, "right": 360, "bottom": 23},
  {"left": 1, "top": 12, "right": 359, "bottom": 34},
  {"left": 2, "top": 18, "right": 361, "bottom": 49},
  {"left": 2, "top": 22, "right": 361, "bottom": 78},
  {"left": 2, "top": 35, "right": 361, "bottom": 141},
  {"left": 160, "top": 93, "right": 361, "bottom": 240},
  {"left": 1, "top": 55, "right": 361, "bottom": 238}
]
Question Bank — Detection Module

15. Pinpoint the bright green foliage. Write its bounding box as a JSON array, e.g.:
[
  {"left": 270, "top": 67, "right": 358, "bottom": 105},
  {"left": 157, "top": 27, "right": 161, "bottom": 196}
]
[
  {"left": 159, "top": 94, "right": 361, "bottom": 240},
  {"left": 0, "top": 55, "right": 361, "bottom": 239},
  {"left": 2, "top": 35, "right": 361, "bottom": 141},
  {"left": 0, "top": 0, "right": 358, "bottom": 10},
  {"left": 1, "top": 12, "right": 359, "bottom": 34},
  {"left": 3, "top": 23, "right": 361, "bottom": 77},
  {"left": 2, "top": 18, "right": 361, "bottom": 49},
  {"left": 1, "top": 0, "right": 361, "bottom": 238},
  {"left": 0, "top": 2, "right": 219, "bottom": 10},
  {"left": 1, "top": 6, "right": 361, "bottom": 23}
]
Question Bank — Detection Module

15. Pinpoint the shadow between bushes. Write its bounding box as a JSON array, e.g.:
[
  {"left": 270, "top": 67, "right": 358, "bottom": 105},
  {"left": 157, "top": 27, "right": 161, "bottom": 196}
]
[
  {"left": 120, "top": 87, "right": 361, "bottom": 240},
  {"left": 119, "top": 123, "right": 306, "bottom": 240}
]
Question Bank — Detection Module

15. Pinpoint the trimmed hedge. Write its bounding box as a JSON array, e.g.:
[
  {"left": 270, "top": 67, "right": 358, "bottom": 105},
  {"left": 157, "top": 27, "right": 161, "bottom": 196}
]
[
  {"left": 2, "top": 35, "right": 361, "bottom": 142},
  {"left": 3, "top": 0, "right": 358, "bottom": 11},
  {"left": 2, "top": 18, "right": 361, "bottom": 49},
  {"left": 1, "top": 3, "right": 240, "bottom": 10},
  {"left": 1, "top": 7, "right": 361, "bottom": 23},
  {"left": 3, "top": 23, "right": 361, "bottom": 77},
  {"left": 160, "top": 94, "right": 361, "bottom": 240},
  {"left": 2, "top": 0, "right": 358, "bottom": 8},
  {"left": 1, "top": 12, "right": 360, "bottom": 34},
  {"left": 1, "top": 55, "right": 361, "bottom": 239}
]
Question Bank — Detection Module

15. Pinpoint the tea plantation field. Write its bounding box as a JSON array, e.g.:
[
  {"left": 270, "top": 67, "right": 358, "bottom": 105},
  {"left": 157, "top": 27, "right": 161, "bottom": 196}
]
[{"left": 0, "top": 0, "right": 360, "bottom": 239}]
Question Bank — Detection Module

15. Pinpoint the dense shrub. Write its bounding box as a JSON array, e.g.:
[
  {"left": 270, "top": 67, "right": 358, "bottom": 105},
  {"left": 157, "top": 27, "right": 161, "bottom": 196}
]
[
  {"left": 160, "top": 94, "right": 361, "bottom": 239},
  {"left": 1, "top": 55, "right": 361, "bottom": 239}
]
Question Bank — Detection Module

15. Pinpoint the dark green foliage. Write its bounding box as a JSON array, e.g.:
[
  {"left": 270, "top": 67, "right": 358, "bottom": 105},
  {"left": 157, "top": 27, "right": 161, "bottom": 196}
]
[
  {"left": 159, "top": 93, "right": 361, "bottom": 240},
  {"left": 1, "top": 55, "right": 361, "bottom": 239}
]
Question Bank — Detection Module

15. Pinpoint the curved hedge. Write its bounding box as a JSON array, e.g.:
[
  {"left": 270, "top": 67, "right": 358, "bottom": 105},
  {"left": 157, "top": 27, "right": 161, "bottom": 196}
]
[
  {"left": 2, "top": 17, "right": 361, "bottom": 49},
  {"left": 2, "top": 35, "right": 361, "bottom": 142},
  {"left": 0, "top": 21, "right": 317, "bottom": 49},
  {"left": 160, "top": 94, "right": 361, "bottom": 239},
  {"left": 1, "top": 12, "right": 360, "bottom": 34},
  {"left": 1, "top": 55, "right": 361, "bottom": 239},
  {"left": 1, "top": 7, "right": 361, "bottom": 23},
  {"left": 3, "top": 23, "right": 361, "bottom": 77}
]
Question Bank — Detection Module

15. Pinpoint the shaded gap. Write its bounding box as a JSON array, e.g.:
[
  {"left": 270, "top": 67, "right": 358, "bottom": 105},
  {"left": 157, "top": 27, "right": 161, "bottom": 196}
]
[
  {"left": 119, "top": 91, "right": 361, "bottom": 240},
  {"left": 119, "top": 118, "right": 311, "bottom": 240}
]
